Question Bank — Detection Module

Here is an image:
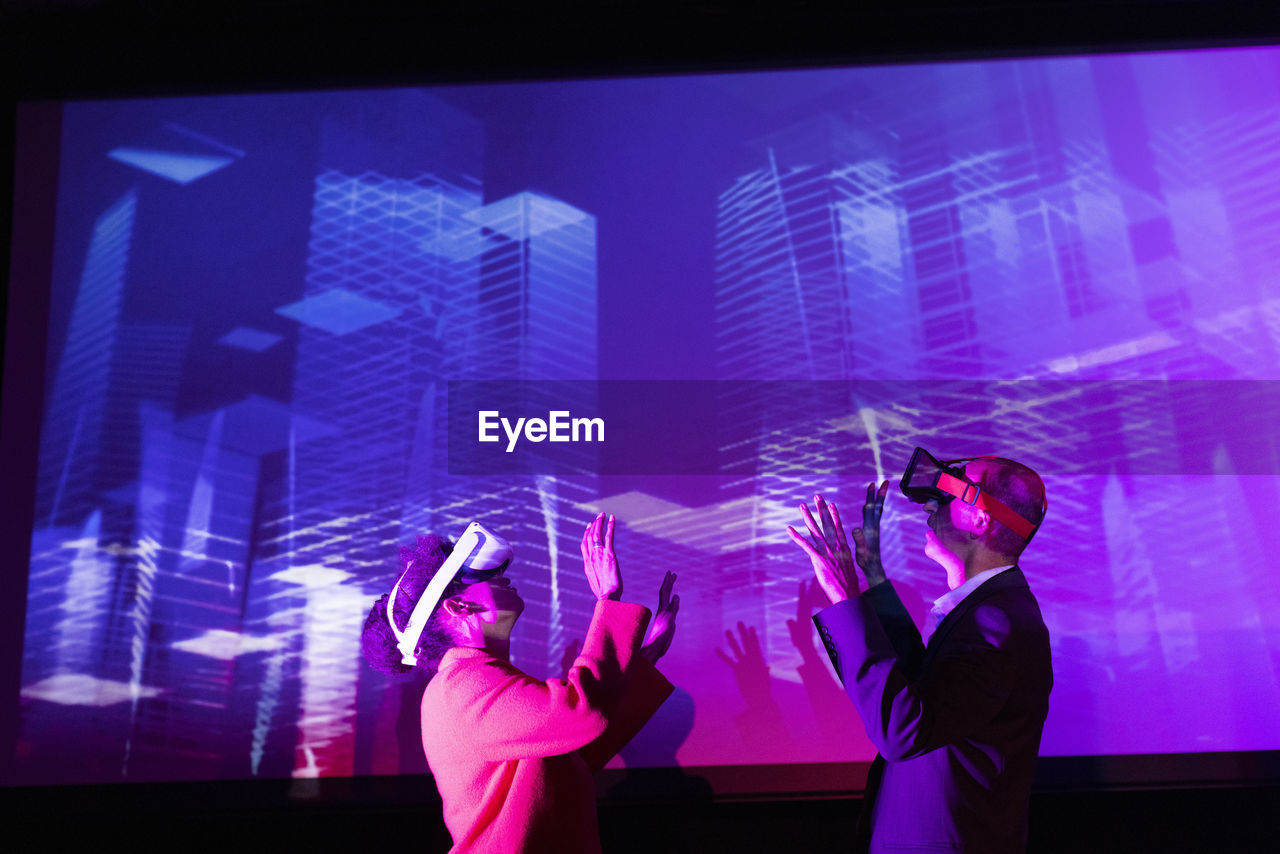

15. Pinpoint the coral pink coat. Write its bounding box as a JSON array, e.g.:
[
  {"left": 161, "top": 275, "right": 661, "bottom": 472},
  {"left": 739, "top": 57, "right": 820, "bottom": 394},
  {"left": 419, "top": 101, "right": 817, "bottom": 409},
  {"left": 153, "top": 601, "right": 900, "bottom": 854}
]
[{"left": 421, "top": 599, "right": 673, "bottom": 853}]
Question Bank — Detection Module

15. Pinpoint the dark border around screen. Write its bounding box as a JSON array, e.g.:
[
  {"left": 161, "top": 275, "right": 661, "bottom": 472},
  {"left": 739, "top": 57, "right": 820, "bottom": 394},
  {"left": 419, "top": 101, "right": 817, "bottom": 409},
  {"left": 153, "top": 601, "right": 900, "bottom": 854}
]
[
  {"left": 4, "top": 752, "right": 1278, "bottom": 807},
  {"left": 1, "top": 100, "right": 59, "bottom": 787},
  {"left": 5, "top": 1, "right": 1280, "bottom": 800}
]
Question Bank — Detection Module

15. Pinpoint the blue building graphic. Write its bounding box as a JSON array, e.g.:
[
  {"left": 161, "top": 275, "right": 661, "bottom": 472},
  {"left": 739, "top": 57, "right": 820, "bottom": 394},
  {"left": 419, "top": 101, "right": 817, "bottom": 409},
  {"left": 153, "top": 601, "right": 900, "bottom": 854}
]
[{"left": 36, "top": 191, "right": 137, "bottom": 528}]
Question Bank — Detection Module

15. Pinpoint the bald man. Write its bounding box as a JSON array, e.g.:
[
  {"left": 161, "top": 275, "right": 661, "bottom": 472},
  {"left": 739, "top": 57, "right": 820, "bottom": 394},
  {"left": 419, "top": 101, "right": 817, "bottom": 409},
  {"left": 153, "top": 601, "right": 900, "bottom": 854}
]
[{"left": 789, "top": 454, "right": 1052, "bottom": 854}]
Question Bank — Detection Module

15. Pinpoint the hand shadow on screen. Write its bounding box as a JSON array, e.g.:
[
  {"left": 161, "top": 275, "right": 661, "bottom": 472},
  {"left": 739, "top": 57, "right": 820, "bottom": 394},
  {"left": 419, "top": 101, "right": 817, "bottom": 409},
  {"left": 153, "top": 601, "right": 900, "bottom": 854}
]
[{"left": 716, "top": 621, "right": 797, "bottom": 756}]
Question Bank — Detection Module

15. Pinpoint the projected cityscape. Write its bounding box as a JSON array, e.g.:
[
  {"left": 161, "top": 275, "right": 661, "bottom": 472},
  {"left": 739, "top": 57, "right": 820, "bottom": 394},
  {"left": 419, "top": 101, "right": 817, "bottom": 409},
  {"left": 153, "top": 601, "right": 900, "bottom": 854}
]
[{"left": 15, "top": 50, "right": 1280, "bottom": 785}]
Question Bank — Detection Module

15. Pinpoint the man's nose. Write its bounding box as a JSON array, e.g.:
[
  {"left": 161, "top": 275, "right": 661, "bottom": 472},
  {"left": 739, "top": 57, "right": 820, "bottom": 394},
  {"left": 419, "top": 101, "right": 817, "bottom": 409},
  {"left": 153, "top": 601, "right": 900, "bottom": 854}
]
[{"left": 922, "top": 499, "right": 938, "bottom": 514}]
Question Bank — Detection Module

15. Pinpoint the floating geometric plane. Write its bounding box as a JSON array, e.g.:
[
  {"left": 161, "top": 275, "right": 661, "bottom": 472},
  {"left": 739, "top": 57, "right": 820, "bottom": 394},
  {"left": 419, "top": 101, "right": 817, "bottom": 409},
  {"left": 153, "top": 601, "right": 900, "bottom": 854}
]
[
  {"left": 463, "top": 191, "right": 592, "bottom": 240},
  {"left": 107, "top": 148, "right": 236, "bottom": 185},
  {"left": 172, "top": 629, "right": 285, "bottom": 660},
  {"left": 268, "top": 563, "right": 355, "bottom": 588},
  {"left": 21, "top": 673, "right": 163, "bottom": 706},
  {"left": 218, "top": 326, "right": 283, "bottom": 352},
  {"left": 275, "top": 288, "right": 401, "bottom": 335}
]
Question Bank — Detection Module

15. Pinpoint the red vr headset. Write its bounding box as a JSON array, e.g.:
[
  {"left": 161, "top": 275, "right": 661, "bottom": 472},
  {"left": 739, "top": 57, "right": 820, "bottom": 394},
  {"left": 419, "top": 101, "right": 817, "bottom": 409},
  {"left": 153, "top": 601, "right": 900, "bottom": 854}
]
[{"left": 899, "top": 447, "right": 1044, "bottom": 542}]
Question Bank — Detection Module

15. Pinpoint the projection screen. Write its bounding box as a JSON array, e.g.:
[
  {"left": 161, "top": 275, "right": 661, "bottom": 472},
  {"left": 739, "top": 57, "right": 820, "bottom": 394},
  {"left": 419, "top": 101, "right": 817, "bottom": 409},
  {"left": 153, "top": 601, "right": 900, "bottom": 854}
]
[{"left": 6, "top": 45, "right": 1280, "bottom": 792}]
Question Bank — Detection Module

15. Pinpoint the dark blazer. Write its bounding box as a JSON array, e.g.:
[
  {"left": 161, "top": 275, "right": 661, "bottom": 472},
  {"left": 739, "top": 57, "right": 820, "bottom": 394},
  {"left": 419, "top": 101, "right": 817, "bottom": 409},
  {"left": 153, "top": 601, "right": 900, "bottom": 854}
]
[{"left": 813, "top": 568, "right": 1052, "bottom": 854}]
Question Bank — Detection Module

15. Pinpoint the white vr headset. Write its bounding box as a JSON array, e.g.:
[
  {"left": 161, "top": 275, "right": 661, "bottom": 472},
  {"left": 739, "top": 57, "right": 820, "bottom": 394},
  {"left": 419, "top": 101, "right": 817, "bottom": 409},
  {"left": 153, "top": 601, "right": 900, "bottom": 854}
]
[{"left": 387, "top": 521, "right": 514, "bottom": 666}]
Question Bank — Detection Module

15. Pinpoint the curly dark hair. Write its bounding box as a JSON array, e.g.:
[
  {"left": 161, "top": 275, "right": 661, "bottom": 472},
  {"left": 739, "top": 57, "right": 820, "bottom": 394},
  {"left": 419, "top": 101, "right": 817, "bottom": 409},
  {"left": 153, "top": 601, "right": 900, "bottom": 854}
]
[{"left": 361, "top": 534, "right": 463, "bottom": 678}]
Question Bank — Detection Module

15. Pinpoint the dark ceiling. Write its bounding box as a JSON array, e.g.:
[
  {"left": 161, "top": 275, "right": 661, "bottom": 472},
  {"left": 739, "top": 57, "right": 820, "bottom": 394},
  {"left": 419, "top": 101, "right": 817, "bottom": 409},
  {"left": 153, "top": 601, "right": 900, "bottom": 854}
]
[{"left": 3, "top": 1, "right": 1280, "bottom": 99}]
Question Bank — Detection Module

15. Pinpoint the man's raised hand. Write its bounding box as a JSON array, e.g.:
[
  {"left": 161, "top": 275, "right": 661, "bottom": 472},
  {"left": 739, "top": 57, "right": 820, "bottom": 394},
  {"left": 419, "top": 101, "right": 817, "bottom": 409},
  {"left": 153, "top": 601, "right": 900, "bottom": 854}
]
[
  {"left": 851, "top": 480, "right": 890, "bottom": 588},
  {"left": 787, "top": 494, "right": 859, "bottom": 604}
]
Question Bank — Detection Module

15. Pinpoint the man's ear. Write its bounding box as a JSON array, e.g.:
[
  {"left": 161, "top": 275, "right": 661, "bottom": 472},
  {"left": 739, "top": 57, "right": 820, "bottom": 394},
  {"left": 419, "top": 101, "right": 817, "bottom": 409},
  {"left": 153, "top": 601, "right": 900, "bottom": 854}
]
[{"left": 958, "top": 505, "right": 990, "bottom": 538}]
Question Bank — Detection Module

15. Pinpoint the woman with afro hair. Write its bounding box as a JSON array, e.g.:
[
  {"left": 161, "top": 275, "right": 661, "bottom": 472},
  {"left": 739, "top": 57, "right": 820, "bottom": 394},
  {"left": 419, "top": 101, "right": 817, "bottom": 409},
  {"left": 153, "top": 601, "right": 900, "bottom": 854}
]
[{"left": 362, "top": 512, "right": 678, "bottom": 853}]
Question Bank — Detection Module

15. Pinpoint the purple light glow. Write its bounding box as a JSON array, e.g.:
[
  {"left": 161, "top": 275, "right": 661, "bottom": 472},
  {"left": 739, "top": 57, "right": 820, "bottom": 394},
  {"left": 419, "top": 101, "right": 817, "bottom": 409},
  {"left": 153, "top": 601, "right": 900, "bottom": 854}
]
[{"left": 11, "top": 47, "right": 1280, "bottom": 787}]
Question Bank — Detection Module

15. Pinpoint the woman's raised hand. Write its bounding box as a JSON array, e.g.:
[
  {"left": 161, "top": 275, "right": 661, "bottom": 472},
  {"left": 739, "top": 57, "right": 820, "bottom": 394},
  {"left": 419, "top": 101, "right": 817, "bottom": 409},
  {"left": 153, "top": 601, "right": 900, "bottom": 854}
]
[
  {"left": 641, "top": 571, "right": 679, "bottom": 664},
  {"left": 580, "top": 512, "right": 622, "bottom": 601}
]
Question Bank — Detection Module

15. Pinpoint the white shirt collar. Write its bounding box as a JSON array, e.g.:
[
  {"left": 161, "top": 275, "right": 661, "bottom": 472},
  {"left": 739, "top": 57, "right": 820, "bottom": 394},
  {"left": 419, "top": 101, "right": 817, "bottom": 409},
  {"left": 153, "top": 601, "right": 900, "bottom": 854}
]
[{"left": 923, "top": 564, "right": 1017, "bottom": 644}]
